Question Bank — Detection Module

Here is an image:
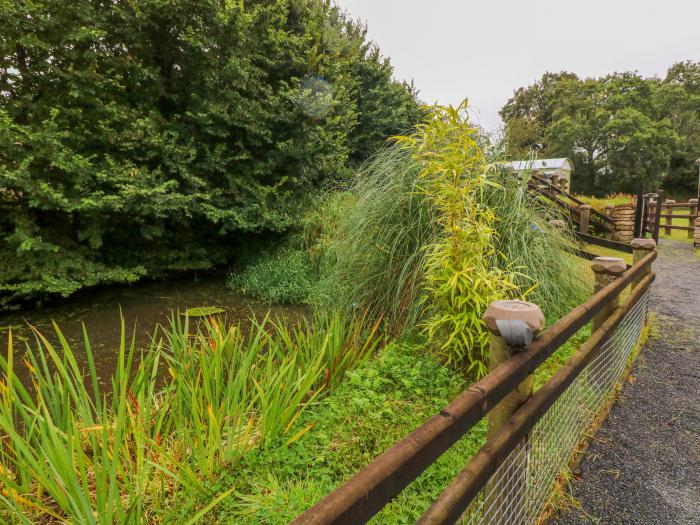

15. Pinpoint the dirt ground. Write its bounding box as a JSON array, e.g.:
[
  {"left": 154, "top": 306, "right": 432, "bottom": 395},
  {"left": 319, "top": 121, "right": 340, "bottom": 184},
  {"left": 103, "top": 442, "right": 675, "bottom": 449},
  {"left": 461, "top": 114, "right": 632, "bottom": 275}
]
[{"left": 554, "top": 240, "right": 700, "bottom": 525}]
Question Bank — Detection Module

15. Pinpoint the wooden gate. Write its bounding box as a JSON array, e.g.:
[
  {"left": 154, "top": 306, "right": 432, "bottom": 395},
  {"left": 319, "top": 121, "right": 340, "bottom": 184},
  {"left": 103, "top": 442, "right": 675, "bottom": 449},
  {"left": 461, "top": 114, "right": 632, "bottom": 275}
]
[{"left": 635, "top": 190, "right": 663, "bottom": 243}]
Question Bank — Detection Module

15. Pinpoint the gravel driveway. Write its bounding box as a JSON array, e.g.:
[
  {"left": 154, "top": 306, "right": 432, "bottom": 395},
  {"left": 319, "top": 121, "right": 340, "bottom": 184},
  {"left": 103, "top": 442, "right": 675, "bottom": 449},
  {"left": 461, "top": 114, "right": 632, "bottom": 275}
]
[{"left": 554, "top": 239, "right": 700, "bottom": 525}]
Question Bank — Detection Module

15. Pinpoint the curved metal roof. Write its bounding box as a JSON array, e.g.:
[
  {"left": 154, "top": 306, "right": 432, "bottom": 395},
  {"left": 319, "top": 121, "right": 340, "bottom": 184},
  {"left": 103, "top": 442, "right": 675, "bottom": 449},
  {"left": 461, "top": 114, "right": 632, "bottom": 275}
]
[{"left": 505, "top": 158, "right": 573, "bottom": 172}]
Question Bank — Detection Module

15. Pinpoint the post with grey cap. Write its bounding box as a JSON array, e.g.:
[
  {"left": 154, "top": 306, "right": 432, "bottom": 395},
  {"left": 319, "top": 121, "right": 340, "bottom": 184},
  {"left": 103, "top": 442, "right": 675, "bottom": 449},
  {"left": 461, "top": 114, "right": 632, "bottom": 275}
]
[
  {"left": 578, "top": 205, "right": 591, "bottom": 235},
  {"left": 482, "top": 300, "right": 545, "bottom": 523},
  {"left": 630, "top": 238, "right": 656, "bottom": 290},
  {"left": 591, "top": 256, "right": 626, "bottom": 333}
]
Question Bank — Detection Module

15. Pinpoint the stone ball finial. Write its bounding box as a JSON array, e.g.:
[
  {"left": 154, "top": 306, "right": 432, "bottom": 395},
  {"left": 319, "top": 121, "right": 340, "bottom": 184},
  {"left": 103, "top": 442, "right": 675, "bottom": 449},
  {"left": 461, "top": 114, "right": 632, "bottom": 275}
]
[
  {"left": 630, "top": 238, "right": 656, "bottom": 251},
  {"left": 591, "top": 256, "right": 626, "bottom": 275},
  {"left": 482, "top": 300, "right": 545, "bottom": 337}
]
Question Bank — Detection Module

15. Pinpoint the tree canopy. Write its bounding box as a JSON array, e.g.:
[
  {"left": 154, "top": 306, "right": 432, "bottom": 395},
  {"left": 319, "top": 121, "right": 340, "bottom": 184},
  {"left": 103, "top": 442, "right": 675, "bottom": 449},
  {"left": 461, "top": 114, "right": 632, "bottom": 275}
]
[
  {"left": 0, "top": 0, "right": 420, "bottom": 307},
  {"left": 500, "top": 64, "right": 700, "bottom": 196}
]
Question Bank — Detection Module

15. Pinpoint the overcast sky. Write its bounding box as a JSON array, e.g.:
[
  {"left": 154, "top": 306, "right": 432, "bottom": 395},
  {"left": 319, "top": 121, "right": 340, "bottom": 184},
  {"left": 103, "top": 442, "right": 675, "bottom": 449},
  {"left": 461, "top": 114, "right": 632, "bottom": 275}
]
[{"left": 335, "top": 0, "right": 700, "bottom": 131}]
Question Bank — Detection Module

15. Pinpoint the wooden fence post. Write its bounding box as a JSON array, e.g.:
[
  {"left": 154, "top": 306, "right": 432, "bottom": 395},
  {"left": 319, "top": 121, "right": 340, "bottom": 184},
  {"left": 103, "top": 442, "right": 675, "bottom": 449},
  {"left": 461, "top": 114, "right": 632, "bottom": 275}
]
[
  {"left": 654, "top": 192, "right": 664, "bottom": 242},
  {"left": 631, "top": 238, "right": 656, "bottom": 290},
  {"left": 482, "top": 300, "right": 545, "bottom": 523},
  {"left": 688, "top": 198, "right": 698, "bottom": 240},
  {"left": 663, "top": 199, "right": 675, "bottom": 236},
  {"left": 604, "top": 204, "right": 615, "bottom": 240},
  {"left": 551, "top": 174, "right": 560, "bottom": 191},
  {"left": 591, "top": 257, "right": 626, "bottom": 332},
  {"left": 579, "top": 205, "right": 591, "bottom": 235}
]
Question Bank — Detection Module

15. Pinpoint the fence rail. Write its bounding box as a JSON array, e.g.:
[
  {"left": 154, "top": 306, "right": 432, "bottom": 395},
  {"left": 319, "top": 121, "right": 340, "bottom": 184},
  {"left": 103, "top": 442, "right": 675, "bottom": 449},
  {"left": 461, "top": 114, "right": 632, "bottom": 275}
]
[
  {"left": 293, "top": 244, "right": 657, "bottom": 525},
  {"left": 639, "top": 197, "right": 699, "bottom": 238},
  {"left": 418, "top": 273, "right": 653, "bottom": 524}
]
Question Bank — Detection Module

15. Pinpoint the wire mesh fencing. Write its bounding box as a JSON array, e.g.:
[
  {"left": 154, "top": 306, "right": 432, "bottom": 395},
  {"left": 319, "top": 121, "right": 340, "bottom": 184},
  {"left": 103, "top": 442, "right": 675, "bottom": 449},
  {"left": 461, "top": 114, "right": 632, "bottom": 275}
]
[{"left": 461, "top": 289, "right": 651, "bottom": 525}]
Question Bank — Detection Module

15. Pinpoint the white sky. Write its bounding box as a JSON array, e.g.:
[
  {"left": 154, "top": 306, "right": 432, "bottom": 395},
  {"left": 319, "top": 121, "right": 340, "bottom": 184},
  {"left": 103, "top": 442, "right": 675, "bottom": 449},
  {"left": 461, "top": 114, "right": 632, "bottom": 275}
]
[{"left": 336, "top": 0, "right": 700, "bottom": 132}]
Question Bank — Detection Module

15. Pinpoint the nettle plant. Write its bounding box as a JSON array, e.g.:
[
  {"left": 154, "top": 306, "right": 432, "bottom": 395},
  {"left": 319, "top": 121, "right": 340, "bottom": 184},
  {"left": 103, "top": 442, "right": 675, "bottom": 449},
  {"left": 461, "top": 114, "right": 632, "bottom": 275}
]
[{"left": 395, "top": 102, "right": 521, "bottom": 377}]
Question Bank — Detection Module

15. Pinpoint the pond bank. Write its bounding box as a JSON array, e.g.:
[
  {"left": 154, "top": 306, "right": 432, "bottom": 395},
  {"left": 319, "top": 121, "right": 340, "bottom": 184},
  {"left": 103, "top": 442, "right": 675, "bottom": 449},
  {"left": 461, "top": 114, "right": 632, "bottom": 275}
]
[{"left": 0, "top": 275, "right": 306, "bottom": 388}]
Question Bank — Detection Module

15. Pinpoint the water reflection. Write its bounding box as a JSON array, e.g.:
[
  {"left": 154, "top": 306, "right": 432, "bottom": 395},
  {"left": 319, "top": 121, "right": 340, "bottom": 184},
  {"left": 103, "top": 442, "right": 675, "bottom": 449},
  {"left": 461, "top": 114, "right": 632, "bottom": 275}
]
[{"left": 0, "top": 276, "right": 307, "bottom": 388}]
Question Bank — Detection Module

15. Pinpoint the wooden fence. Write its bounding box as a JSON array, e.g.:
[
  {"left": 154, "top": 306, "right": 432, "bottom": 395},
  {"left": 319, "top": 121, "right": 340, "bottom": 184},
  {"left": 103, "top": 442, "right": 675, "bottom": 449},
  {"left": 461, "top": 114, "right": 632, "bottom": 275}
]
[
  {"left": 527, "top": 174, "right": 615, "bottom": 238},
  {"left": 292, "top": 243, "right": 657, "bottom": 524},
  {"left": 650, "top": 198, "right": 698, "bottom": 238}
]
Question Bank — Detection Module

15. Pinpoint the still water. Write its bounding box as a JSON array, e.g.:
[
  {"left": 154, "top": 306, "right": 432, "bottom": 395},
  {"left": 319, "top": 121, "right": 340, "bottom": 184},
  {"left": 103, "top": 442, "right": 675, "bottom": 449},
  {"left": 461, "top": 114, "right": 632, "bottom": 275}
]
[{"left": 0, "top": 275, "right": 306, "bottom": 388}]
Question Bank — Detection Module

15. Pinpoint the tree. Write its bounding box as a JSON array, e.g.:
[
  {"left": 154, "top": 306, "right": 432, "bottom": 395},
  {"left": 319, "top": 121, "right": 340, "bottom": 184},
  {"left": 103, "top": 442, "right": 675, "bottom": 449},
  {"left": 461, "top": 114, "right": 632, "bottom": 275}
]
[
  {"left": 0, "top": 0, "right": 419, "bottom": 307},
  {"left": 499, "top": 71, "right": 579, "bottom": 156},
  {"left": 501, "top": 71, "right": 677, "bottom": 195},
  {"left": 657, "top": 61, "right": 700, "bottom": 196}
]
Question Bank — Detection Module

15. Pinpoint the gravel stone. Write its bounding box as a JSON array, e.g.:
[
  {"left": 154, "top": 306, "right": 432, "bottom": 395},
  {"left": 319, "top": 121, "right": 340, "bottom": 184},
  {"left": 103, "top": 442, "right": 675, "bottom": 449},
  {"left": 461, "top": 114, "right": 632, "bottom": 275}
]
[{"left": 554, "top": 240, "right": 700, "bottom": 525}]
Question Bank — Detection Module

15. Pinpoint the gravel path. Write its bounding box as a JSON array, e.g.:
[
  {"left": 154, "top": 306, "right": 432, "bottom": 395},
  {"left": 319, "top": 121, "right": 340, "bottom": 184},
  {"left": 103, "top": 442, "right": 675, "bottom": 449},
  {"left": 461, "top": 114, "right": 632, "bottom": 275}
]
[{"left": 555, "top": 239, "right": 700, "bottom": 525}]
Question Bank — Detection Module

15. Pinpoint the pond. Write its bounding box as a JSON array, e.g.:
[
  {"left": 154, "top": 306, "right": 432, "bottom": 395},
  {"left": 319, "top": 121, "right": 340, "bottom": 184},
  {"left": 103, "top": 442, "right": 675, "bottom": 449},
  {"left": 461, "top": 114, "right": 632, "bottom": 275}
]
[{"left": 0, "top": 275, "right": 306, "bottom": 388}]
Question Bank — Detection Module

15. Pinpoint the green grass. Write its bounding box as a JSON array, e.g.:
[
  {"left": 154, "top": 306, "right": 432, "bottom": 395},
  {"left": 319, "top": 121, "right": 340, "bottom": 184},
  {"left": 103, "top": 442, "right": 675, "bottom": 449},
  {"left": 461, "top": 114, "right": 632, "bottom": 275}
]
[
  {"left": 583, "top": 244, "right": 633, "bottom": 266},
  {"left": 314, "top": 146, "right": 436, "bottom": 335},
  {"left": 166, "top": 318, "right": 599, "bottom": 525},
  {"left": 574, "top": 193, "right": 635, "bottom": 211},
  {"left": 228, "top": 249, "right": 315, "bottom": 304},
  {"left": 167, "top": 341, "right": 485, "bottom": 524}
]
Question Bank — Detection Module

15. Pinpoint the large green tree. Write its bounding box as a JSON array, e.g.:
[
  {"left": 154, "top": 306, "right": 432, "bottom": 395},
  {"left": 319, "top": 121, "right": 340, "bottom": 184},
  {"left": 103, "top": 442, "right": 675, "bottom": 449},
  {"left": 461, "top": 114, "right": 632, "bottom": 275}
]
[
  {"left": 501, "top": 69, "right": 685, "bottom": 195},
  {"left": 0, "top": 0, "right": 419, "bottom": 307},
  {"left": 657, "top": 61, "right": 700, "bottom": 196}
]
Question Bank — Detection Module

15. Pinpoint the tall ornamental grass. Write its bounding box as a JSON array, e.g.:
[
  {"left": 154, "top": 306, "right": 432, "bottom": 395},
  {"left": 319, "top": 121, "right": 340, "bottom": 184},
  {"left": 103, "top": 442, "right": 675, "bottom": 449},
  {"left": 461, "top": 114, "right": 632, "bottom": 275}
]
[
  {"left": 314, "top": 147, "right": 438, "bottom": 332},
  {"left": 484, "top": 174, "right": 589, "bottom": 321},
  {"left": 319, "top": 101, "right": 587, "bottom": 376},
  {"left": 0, "top": 313, "right": 380, "bottom": 524}
]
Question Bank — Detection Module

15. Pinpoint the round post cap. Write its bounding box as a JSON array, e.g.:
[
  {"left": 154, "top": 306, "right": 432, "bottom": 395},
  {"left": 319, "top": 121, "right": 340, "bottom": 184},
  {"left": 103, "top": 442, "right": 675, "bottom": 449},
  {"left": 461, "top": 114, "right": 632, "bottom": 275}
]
[
  {"left": 665, "top": 199, "right": 676, "bottom": 204},
  {"left": 630, "top": 238, "right": 656, "bottom": 250},
  {"left": 482, "top": 300, "right": 545, "bottom": 336},
  {"left": 579, "top": 204, "right": 592, "bottom": 210},
  {"left": 591, "top": 256, "right": 626, "bottom": 275},
  {"left": 689, "top": 198, "right": 699, "bottom": 204}
]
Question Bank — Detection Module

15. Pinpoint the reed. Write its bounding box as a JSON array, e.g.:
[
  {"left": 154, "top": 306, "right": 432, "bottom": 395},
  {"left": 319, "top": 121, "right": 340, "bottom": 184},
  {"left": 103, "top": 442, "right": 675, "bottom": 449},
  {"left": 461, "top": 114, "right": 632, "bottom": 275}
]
[{"left": 0, "top": 312, "right": 380, "bottom": 523}]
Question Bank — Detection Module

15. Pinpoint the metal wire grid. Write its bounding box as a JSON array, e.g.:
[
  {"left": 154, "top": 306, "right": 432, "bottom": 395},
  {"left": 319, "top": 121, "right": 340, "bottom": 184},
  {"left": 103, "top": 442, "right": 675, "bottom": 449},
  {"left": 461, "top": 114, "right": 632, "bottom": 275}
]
[{"left": 461, "top": 290, "right": 651, "bottom": 525}]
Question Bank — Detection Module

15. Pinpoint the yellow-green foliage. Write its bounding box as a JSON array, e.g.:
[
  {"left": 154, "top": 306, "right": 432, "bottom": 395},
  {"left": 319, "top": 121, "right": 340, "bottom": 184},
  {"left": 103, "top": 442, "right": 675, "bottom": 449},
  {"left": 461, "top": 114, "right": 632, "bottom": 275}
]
[
  {"left": 395, "top": 102, "right": 519, "bottom": 377},
  {"left": 574, "top": 193, "right": 634, "bottom": 211}
]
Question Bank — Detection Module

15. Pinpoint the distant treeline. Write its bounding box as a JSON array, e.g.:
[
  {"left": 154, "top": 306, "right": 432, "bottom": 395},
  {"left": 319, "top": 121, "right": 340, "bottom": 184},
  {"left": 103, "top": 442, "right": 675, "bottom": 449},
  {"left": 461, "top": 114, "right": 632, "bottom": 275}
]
[
  {"left": 500, "top": 62, "right": 700, "bottom": 197},
  {"left": 0, "top": 0, "right": 420, "bottom": 307}
]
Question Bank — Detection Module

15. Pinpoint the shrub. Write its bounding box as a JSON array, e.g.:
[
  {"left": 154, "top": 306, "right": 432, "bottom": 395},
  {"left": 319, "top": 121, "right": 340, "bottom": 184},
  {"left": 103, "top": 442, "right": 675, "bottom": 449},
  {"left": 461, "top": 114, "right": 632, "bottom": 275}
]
[
  {"left": 313, "top": 147, "right": 436, "bottom": 332},
  {"left": 228, "top": 249, "right": 315, "bottom": 304},
  {"left": 486, "top": 175, "right": 589, "bottom": 322}
]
